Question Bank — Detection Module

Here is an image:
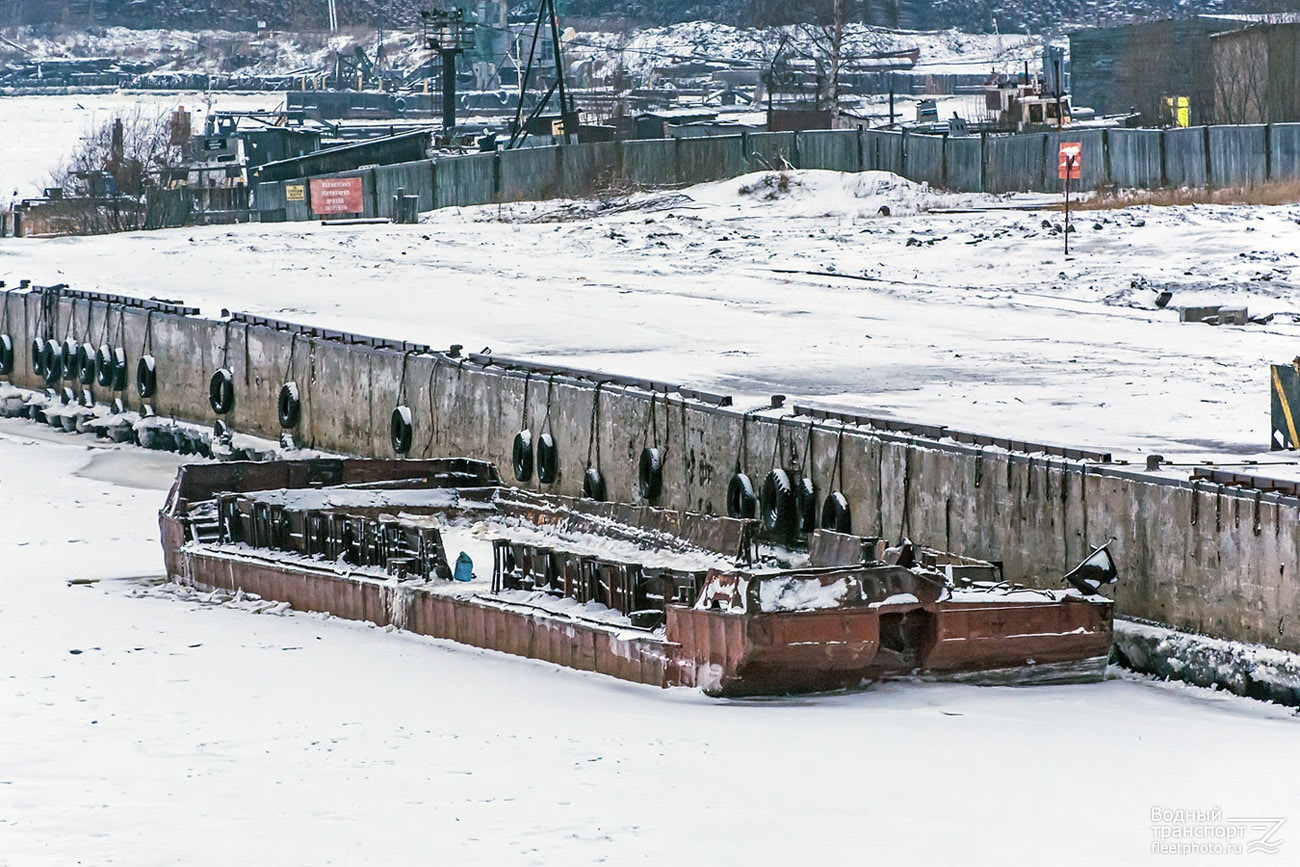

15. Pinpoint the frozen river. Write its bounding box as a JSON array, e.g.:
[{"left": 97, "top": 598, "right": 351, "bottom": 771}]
[{"left": 0, "top": 417, "right": 1296, "bottom": 865}]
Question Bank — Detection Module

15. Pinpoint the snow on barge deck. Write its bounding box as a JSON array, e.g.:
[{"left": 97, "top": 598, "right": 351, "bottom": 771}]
[{"left": 159, "top": 458, "right": 1115, "bottom": 696}]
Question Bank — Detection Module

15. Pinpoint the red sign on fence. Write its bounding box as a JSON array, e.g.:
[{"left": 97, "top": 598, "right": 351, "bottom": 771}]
[
  {"left": 1058, "top": 142, "right": 1082, "bottom": 180},
  {"left": 309, "top": 177, "right": 364, "bottom": 215}
]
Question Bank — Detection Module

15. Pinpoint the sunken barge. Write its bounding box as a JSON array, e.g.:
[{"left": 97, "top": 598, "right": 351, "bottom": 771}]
[{"left": 160, "top": 458, "right": 1115, "bottom": 696}]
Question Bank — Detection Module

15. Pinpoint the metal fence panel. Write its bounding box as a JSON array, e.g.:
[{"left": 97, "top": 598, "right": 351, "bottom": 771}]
[
  {"left": 314, "top": 169, "right": 377, "bottom": 217},
  {"left": 1046, "top": 128, "right": 1108, "bottom": 191},
  {"left": 373, "top": 160, "right": 435, "bottom": 216},
  {"left": 293, "top": 169, "right": 376, "bottom": 219},
  {"left": 285, "top": 176, "right": 312, "bottom": 221},
  {"left": 677, "top": 135, "right": 746, "bottom": 185},
  {"left": 433, "top": 153, "right": 497, "bottom": 208},
  {"left": 903, "top": 132, "right": 945, "bottom": 188},
  {"left": 1208, "top": 124, "right": 1267, "bottom": 187},
  {"left": 746, "top": 131, "right": 796, "bottom": 172},
  {"left": 986, "top": 133, "right": 1044, "bottom": 193},
  {"left": 944, "top": 136, "right": 984, "bottom": 191},
  {"left": 796, "top": 130, "right": 860, "bottom": 172},
  {"left": 1163, "top": 127, "right": 1208, "bottom": 188},
  {"left": 555, "top": 142, "right": 618, "bottom": 198},
  {"left": 499, "top": 146, "right": 561, "bottom": 202},
  {"left": 1108, "top": 129, "right": 1163, "bottom": 189},
  {"left": 863, "top": 130, "right": 904, "bottom": 175},
  {"left": 622, "top": 139, "right": 679, "bottom": 186},
  {"left": 255, "top": 180, "right": 286, "bottom": 222},
  {"left": 1269, "top": 123, "right": 1300, "bottom": 181}
]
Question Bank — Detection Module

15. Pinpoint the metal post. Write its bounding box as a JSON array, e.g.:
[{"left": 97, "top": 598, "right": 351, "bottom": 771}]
[
  {"left": 1064, "top": 155, "right": 1073, "bottom": 257},
  {"left": 546, "top": 0, "right": 573, "bottom": 144},
  {"left": 441, "top": 48, "right": 457, "bottom": 135}
]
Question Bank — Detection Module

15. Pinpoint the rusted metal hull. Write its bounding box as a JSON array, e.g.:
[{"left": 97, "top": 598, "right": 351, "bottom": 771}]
[
  {"left": 158, "top": 458, "right": 1114, "bottom": 698},
  {"left": 172, "top": 539, "right": 671, "bottom": 688},
  {"left": 668, "top": 599, "right": 1113, "bottom": 697}
]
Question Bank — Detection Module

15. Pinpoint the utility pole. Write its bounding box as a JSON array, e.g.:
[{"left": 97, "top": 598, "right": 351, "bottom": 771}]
[
  {"left": 423, "top": 9, "right": 476, "bottom": 142},
  {"left": 507, "top": 0, "right": 576, "bottom": 149}
]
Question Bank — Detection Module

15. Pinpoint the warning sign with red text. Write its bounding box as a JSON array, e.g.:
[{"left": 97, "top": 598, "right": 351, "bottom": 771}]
[
  {"left": 309, "top": 177, "right": 364, "bottom": 215},
  {"left": 1058, "top": 142, "right": 1082, "bottom": 180}
]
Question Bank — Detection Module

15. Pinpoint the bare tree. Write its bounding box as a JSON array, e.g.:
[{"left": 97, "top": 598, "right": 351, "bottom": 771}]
[
  {"left": 752, "top": 0, "right": 887, "bottom": 125},
  {"left": 1212, "top": 30, "right": 1269, "bottom": 124},
  {"left": 48, "top": 108, "right": 187, "bottom": 233}
]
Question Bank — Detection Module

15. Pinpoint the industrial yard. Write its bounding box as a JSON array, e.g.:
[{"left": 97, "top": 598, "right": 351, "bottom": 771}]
[{"left": 5, "top": 6, "right": 1300, "bottom": 865}]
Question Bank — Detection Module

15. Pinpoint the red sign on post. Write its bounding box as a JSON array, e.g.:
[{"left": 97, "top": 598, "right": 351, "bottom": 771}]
[
  {"left": 1058, "top": 142, "right": 1082, "bottom": 180},
  {"left": 309, "top": 177, "right": 364, "bottom": 215}
]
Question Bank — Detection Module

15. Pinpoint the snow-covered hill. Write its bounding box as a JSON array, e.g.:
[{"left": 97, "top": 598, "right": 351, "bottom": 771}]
[
  {"left": 0, "top": 20, "right": 1041, "bottom": 82},
  {"left": 1, "top": 0, "right": 1254, "bottom": 34}
]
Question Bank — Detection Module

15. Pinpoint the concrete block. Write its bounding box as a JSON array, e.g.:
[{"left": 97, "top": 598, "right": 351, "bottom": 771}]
[{"left": 1179, "top": 305, "right": 1222, "bottom": 323}]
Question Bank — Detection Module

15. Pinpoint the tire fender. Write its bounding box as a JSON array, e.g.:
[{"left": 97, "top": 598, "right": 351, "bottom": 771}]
[
  {"left": 727, "top": 472, "right": 757, "bottom": 519},
  {"left": 390, "top": 405, "right": 413, "bottom": 454},
  {"left": 208, "top": 368, "right": 234, "bottom": 415},
  {"left": 536, "top": 432, "right": 558, "bottom": 484},
  {"left": 638, "top": 446, "right": 663, "bottom": 500},
  {"left": 278, "top": 381, "right": 301, "bottom": 429}
]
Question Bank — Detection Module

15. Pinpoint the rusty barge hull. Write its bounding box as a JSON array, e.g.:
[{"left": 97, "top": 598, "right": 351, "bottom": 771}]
[
  {"left": 170, "top": 546, "right": 1110, "bottom": 694},
  {"left": 160, "top": 458, "right": 1114, "bottom": 697},
  {"left": 668, "top": 602, "right": 1112, "bottom": 696},
  {"left": 174, "top": 546, "right": 674, "bottom": 687}
]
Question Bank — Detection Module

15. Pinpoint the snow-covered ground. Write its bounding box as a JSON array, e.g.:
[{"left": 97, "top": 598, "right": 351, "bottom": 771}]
[
  {"left": 4, "top": 167, "right": 1298, "bottom": 459},
  {"left": 2, "top": 416, "right": 1298, "bottom": 865},
  {"left": 571, "top": 21, "right": 1041, "bottom": 80}
]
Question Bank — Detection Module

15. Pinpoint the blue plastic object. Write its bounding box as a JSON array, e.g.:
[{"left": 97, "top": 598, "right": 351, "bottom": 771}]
[{"left": 453, "top": 551, "right": 474, "bottom": 582}]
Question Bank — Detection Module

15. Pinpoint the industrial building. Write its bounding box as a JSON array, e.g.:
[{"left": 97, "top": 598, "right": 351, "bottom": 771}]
[
  {"left": 1068, "top": 17, "right": 1242, "bottom": 126},
  {"left": 1211, "top": 21, "right": 1300, "bottom": 124}
]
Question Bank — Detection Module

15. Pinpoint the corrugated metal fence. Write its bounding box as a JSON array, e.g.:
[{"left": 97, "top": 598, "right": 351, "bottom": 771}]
[{"left": 254, "top": 124, "right": 1300, "bottom": 222}]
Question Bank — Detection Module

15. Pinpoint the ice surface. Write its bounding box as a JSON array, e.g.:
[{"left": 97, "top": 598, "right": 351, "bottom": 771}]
[{"left": 2, "top": 420, "right": 1300, "bottom": 865}]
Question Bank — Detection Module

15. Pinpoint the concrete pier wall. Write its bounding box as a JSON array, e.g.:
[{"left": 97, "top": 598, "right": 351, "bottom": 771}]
[{"left": 3, "top": 286, "right": 1297, "bottom": 653}]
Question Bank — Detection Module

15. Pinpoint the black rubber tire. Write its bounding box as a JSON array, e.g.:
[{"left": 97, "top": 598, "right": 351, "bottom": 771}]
[
  {"left": 208, "top": 368, "right": 235, "bottom": 415},
  {"left": 821, "top": 491, "right": 852, "bottom": 533},
  {"left": 76, "top": 342, "right": 95, "bottom": 386},
  {"left": 512, "top": 429, "right": 533, "bottom": 482},
  {"left": 43, "top": 340, "right": 61, "bottom": 386},
  {"left": 136, "top": 354, "right": 156, "bottom": 399},
  {"left": 536, "top": 432, "right": 558, "bottom": 484},
  {"left": 278, "top": 381, "right": 301, "bottom": 429},
  {"left": 582, "top": 467, "right": 606, "bottom": 501},
  {"left": 727, "top": 472, "right": 757, "bottom": 519},
  {"left": 60, "top": 338, "right": 77, "bottom": 381},
  {"left": 795, "top": 476, "right": 817, "bottom": 533},
  {"left": 638, "top": 446, "right": 663, "bottom": 500},
  {"left": 31, "top": 337, "right": 45, "bottom": 376},
  {"left": 0, "top": 334, "right": 12, "bottom": 376},
  {"left": 390, "top": 405, "right": 413, "bottom": 454},
  {"left": 111, "top": 397, "right": 125, "bottom": 415},
  {"left": 761, "top": 469, "right": 795, "bottom": 535},
  {"left": 60, "top": 386, "right": 74, "bottom": 405},
  {"left": 111, "top": 347, "right": 127, "bottom": 391},
  {"left": 95, "top": 344, "right": 114, "bottom": 388}
]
